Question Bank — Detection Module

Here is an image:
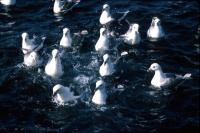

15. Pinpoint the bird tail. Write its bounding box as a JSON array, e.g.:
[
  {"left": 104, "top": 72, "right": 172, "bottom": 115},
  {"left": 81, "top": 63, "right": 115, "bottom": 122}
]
[
  {"left": 174, "top": 73, "right": 192, "bottom": 89},
  {"left": 183, "top": 73, "right": 192, "bottom": 79}
]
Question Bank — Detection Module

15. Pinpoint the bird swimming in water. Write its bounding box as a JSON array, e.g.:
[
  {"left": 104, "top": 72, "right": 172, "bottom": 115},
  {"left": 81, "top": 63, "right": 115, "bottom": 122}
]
[
  {"left": 99, "top": 54, "right": 115, "bottom": 77},
  {"left": 60, "top": 27, "right": 72, "bottom": 48},
  {"left": 121, "top": 23, "right": 141, "bottom": 45},
  {"left": 53, "top": 0, "right": 65, "bottom": 14},
  {"left": 0, "top": 0, "right": 16, "bottom": 6},
  {"left": 21, "top": 32, "right": 45, "bottom": 55},
  {"left": 92, "top": 80, "right": 107, "bottom": 105},
  {"left": 45, "top": 49, "right": 64, "bottom": 78},
  {"left": 23, "top": 51, "right": 41, "bottom": 67},
  {"left": 99, "top": 4, "right": 114, "bottom": 26},
  {"left": 95, "top": 27, "right": 110, "bottom": 52},
  {"left": 148, "top": 63, "right": 191, "bottom": 89},
  {"left": 147, "top": 17, "right": 165, "bottom": 39},
  {"left": 53, "top": 84, "right": 79, "bottom": 106}
]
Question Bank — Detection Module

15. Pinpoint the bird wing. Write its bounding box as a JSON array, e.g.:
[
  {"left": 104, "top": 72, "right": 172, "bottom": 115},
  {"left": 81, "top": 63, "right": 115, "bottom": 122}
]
[
  {"left": 165, "top": 73, "right": 176, "bottom": 79},
  {"left": 30, "top": 36, "right": 46, "bottom": 52},
  {"left": 163, "top": 73, "right": 192, "bottom": 88},
  {"left": 62, "top": 87, "right": 79, "bottom": 101}
]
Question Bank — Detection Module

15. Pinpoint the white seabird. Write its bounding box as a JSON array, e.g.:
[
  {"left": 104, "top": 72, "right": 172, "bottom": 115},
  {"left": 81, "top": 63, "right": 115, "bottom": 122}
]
[
  {"left": 21, "top": 32, "right": 45, "bottom": 55},
  {"left": 45, "top": 49, "right": 64, "bottom": 78},
  {"left": 53, "top": 84, "right": 79, "bottom": 105},
  {"left": 53, "top": 0, "right": 65, "bottom": 14},
  {"left": 92, "top": 80, "right": 107, "bottom": 105},
  {"left": 148, "top": 63, "right": 192, "bottom": 89},
  {"left": 60, "top": 27, "right": 72, "bottom": 48},
  {"left": 147, "top": 17, "right": 165, "bottom": 39},
  {"left": 95, "top": 27, "right": 109, "bottom": 52},
  {"left": 23, "top": 51, "right": 41, "bottom": 67},
  {"left": 0, "top": 0, "right": 16, "bottom": 6},
  {"left": 99, "top": 54, "right": 115, "bottom": 77},
  {"left": 121, "top": 23, "right": 141, "bottom": 45},
  {"left": 99, "top": 4, "right": 114, "bottom": 26}
]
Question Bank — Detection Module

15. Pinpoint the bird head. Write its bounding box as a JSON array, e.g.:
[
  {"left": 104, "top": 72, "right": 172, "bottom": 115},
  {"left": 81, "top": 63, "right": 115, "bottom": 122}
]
[
  {"left": 151, "top": 17, "right": 161, "bottom": 27},
  {"left": 63, "top": 28, "right": 70, "bottom": 36},
  {"left": 30, "top": 52, "right": 38, "bottom": 62},
  {"left": 103, "top": 54, "right": 110, "bottom": 64},
  {"left": 22, "top": 32, "right": 29, "bottom": 40},
  {"left": 100, "top": 27, "right": 107, "bottom": 36},
  {"left": 53, "top": 84, "right": 63, "bottom": 96},
  {"left": 148, "top": 63, "right": 161, "bottom": 72},
  {"left": 95, "top": 80, "right": 105, "bottom": 89},
  {"left": 130, "top": 23, "right": 139, "bottom": 32},
  {"left": 103, "top": 4, "right": 110, "bottom": 11},
  {"left": 52, "top": 49, "right": 60, "bottom": 58}
]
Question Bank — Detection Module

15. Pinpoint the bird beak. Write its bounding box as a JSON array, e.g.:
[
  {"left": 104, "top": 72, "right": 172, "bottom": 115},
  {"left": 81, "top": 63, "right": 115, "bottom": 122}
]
[
  {"left": 65, "top": 32, "right": 68, "bottom": 36},
  {"left": 102, "top": 7, "right": 107, "bottom": 11},
  {"left": 33, "top": 57, "right": 36, "bottom": 63},
  {"left": 53, "top": 89, "right": 60, "bottom": 97},
  {"left": 52, "top": 91, "right": 57, "bottom": 97},
  {"left": 55, "top": 53, "right": 60, "bottom": 58},
  {"left": 104, "top": 60, "right": 108, "bottom": 65},
  {"left": 102, "top": 30, "right": 107, "bottom": 36},
  {"left": 157, "top": 21, "right": 161, "bottom": 26},
  {"left": 147, "top": 68, "right": 152, "bottom": 72},
  {"left": 135, "top": 31, "right": 138, "bottom": 34},
  {"left": 151, "top": 21, "right": 155, "bottom": 27},
  {"left": 104, "top": 59, "right": 108, "bottom": 65}
]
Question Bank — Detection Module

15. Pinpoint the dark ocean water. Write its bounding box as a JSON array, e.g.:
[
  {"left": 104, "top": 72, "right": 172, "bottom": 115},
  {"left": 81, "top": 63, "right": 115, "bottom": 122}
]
[{"left": 0, "top": 0, "right": 199, "bottom": 133}]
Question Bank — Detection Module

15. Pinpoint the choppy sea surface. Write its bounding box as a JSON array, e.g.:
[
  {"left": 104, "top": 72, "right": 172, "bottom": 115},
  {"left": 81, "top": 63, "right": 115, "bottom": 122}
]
[{"left": 0, "top": 0, "right": 199, "bottom": 133}]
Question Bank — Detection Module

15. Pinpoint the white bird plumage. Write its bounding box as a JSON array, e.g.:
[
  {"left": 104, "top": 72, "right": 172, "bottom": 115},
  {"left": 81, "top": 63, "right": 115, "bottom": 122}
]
[
  {"left": 92, "top": 80, "right": 107, "bottom": 105},
  {"left": 45, "top": 49, "right": 64, "bottom": 78},
  {"left": 121, "top": 23, "right": 141, "bottom": 45},
  {"left": 0, "top": 0, "right": 16, "bottom": 6},
  {"left": 23, "top": 51, "right": 41, "bottom": 67},
  {"left": 99, "top": 54, "right": 115, "bottom": 77},
  {"left": 147, "top": 17, "right": 165, "bottom": 39},
  {"left": 53, "top": 0, "right": 64, "bottom": 14},
  {"left": 53, "top": 84, "right": 79, "bottom": 105},
  {"left": 148, "top": 63, "right": 191, "bottom": 89},
  {"left": 60, "top": 28, "right": 72, "bottom": 48},
  {"left": 95, "top": 27, "right": 109, "bottom": 52},
  {"left": 99, "top": 4, "right": 114, "bottom": 25}
]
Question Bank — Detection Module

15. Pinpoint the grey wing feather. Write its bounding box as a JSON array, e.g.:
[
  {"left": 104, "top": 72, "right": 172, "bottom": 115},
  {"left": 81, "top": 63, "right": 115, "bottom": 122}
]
[
  {"left": 164, "top": 73, "right": 176, "bottom": 79},
  {"left": 33, "top": 37, "right": 46, "bottom": 52}
]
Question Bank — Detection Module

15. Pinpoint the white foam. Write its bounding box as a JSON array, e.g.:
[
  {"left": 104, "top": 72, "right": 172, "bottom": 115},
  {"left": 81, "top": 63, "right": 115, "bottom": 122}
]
[{"left": 74, "top": 74, "right": 90, "bottom": 86}]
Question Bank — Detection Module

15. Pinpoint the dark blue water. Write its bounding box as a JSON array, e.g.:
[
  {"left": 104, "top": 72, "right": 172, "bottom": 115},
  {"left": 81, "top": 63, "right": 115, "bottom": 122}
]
[{"left": 0, "top": 0, "right": 199, "bottom": 133}]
